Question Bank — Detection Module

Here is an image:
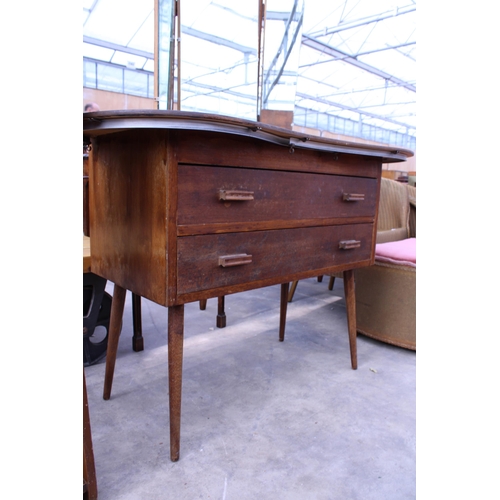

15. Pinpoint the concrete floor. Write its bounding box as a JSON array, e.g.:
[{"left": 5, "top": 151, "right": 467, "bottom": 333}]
[{"left": 84, "top": 277, "right": 416, "bottom": 500}]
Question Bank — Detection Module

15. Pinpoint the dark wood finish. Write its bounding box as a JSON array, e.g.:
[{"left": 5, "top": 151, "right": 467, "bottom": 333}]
[
  {"left": 84, "top": 110, "right": 412, "bottom": 461},
  {"left": 86, "top": 152, "right": 146, "bottom": 351},
  {"left": 287, "top": 275, "right": 335, "bottom": 303},
  {"left": 132, "top": 293, "right": 144, "bottom": 351},
  {"left": 173, "top": 130, "right": 384, "bottom": 176},
  {"left": 178, "top": 165, "right": 377, "bottom": 229},
  {"left": 168, "top": 305, "right": 184, "bottom": 462},
  {"left": 328, "top": 276, "right": 335, "bottom": 290},
  {"left": 216, "top": 296, "right": 226, "bottom": 328},
  {"left": 89, "top": 130, "right": 169, "bottom": 306},
  {"left": 177, "top": 224, "right": 372, "bottom": 299},
  {"left": 83, "top": 155, "right": 90, "bottom": 237},
  {"left": 83, "top": 178, "right": 90, "bottom": 237},
  {"left": 197, "top": 297, "right": 228, "bottom": 327},
  {"left": 103, "top": 284, "right": 127, "bottom": 401},
  {"left": 83, "top": 368, "right": 97, "bottom": 500},
  {"left": 343, "top": 269, "right": 358, "bottom": 370},
  {"left": 288, "top": 280, "right": 298, "bottom": 302},
  {"left": 279, "top": 283, "right": 289, "bottom": 342}
]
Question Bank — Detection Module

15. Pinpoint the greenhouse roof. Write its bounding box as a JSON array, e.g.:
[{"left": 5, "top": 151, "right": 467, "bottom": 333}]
[{"left": 83, "top": 0, "right": 416, "bottom": 145}]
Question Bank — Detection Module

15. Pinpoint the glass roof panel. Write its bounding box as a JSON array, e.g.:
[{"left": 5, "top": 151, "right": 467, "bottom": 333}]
[
  {"left": 143, "top": 59, "right": 155, "bottom": 73},
  {"left": 127, "top": 10, "right": 155, "bottom": 53},
  {"left": 83, "top": 41, "right": 114, "bottom": 62},
  {"left": 84, "top": 0, "right": 154, "bottom": 48},
  {"left": 182, "top": 0, "right": 258, "bottom": 47}
]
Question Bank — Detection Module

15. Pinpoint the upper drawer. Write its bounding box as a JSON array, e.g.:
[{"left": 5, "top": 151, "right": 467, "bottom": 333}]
[{"left": 177, "top": 165, "right": 377, "bottom": 227}]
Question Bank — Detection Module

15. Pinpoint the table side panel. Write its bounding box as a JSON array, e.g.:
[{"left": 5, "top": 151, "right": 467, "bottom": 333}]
[{"left": 89, "top": 130, "right": 169, "bottom": 305}]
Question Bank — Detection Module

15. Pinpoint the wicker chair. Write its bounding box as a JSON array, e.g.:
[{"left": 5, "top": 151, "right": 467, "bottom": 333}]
[{"left": 354, "top": 178, "right": 416, "bottom": 350}]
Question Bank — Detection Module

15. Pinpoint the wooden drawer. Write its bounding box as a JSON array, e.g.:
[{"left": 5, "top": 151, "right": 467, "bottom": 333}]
[
  {"left": 177, "top": 223, "right": 373, "bottom": 294},
  {"left": 177, "top": 165, "right": 377, "bottom": 227}
]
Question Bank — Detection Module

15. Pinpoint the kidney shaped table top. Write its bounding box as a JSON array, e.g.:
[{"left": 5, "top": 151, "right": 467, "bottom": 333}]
[{"left": 83, "top": 110, "right": 413, "bottom": 461}]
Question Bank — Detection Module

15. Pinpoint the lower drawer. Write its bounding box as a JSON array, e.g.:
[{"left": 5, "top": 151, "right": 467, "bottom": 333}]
[{"left": 177, "top": 224, "right": 373, "bottom": 294}]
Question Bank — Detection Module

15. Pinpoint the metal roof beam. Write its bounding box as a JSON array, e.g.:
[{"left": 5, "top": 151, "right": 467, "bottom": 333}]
[
  {"left": 84, "top": 26, "right": 258, "bottom": 60},
  {"left": 83, "top": 35, "right": 154, "bottom": 59},
  {"left": 354, "top": 41, "right": 415, "bottom": 58},
  {"left": 299, "top": 41, "right": 415, "bottom": 69},
  {"left": 266, "top": 10, "right": 302, "bottom": 22},
  {"left": 182, "top": 26, "right": 257, "bottom": 55},
  {"left": 301, "top": 35, "right": 416, "bottom": 92},
  {"left": 307, "top": 5, "right": 416, "bottom": 38}
]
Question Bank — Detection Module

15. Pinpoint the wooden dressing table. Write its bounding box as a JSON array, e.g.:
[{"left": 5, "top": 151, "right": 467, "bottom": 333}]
[{"left": 83, "top": 110, "right": 412, "bottom": 461}]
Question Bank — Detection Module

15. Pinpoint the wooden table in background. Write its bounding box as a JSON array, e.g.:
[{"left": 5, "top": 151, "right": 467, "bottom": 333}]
[
  {"left": 83, "top": 237, "right": 97, "bottom": 498},
  {"left": 83, "top": 235, "right": 91, "bottom": 273}
]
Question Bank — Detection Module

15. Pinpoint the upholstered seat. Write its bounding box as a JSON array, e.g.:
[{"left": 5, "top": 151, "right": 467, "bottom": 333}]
[{"left": 355, "top": 237, "right": 416, "bottom": 350}]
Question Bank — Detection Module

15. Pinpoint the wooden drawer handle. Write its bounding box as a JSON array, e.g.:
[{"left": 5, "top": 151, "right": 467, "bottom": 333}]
[
  {"left": 339, "top": 240, "right": 361, "bottom": 250},
  {"left": 343, "top": 193, "right": 365, "bottom": 202},
  {"left": 218, "top": 254, "right": 253, "bottom": 267},
  {"left": 219, "top": 189, "right": 254, "bottom": 201}
]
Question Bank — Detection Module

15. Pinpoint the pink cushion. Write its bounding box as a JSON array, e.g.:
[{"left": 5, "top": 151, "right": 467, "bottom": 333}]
[{"left": 375, "top": 238, "right": 416, "bottom": 267}]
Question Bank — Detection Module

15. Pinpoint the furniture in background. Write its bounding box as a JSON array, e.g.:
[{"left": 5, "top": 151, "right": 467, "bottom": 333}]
[
  {"left": 376, "top": 174, "right": 414, "bottom": 243},
  {"left": 83, "top": 154, "right": 90, "bottom": 237},
  {"left": 83, "top": 368, "right": 97, "bottom": 500},
  {"left": 354, "top": 178, "right": 416, "bottom": 350},
  {"left": 355, "top": 238, "right": 416, "bottom": 350},
  {"left": 288, "top": 275, "right": 336, "bottom": 302},
  {"left": 84, "top": 236, "right": 112, "bottom": 366},
  {"left": 84, "top": 110, "right": 413, "bottom": 461},
  {"left": 381, "top": 169, "right": 414, "bottom": 183}
]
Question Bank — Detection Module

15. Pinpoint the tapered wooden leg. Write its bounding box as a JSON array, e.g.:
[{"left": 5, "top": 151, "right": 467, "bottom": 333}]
[
  {"left": 216, "top": 296, "right": 226, "bottom": 328},
  {"left": 343, "top": 270, "right": 358, "bottom": 370},
  {"left": 83, "top": 368, "right": 98, "bottom": 500},
  {"left": 132, "top": 293, "right": 144, "bottom": 352},
  {"left": 103, "top": 284, "right": 127, "bottom": 400},
  {"left": 279, "top": 283, "right": 289, "bottom": 342},
  {"left": 168, "top": 305, "right": 184, "bottom": 462},
  {"left": 288, "top": 281, "right": 298, "bottom": 302},
  {"left": 328, "top": 276, "right": 335, "bottom": 290},
  {"left": 199, "top": 299, "right": 207, "bottom": 310}
]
